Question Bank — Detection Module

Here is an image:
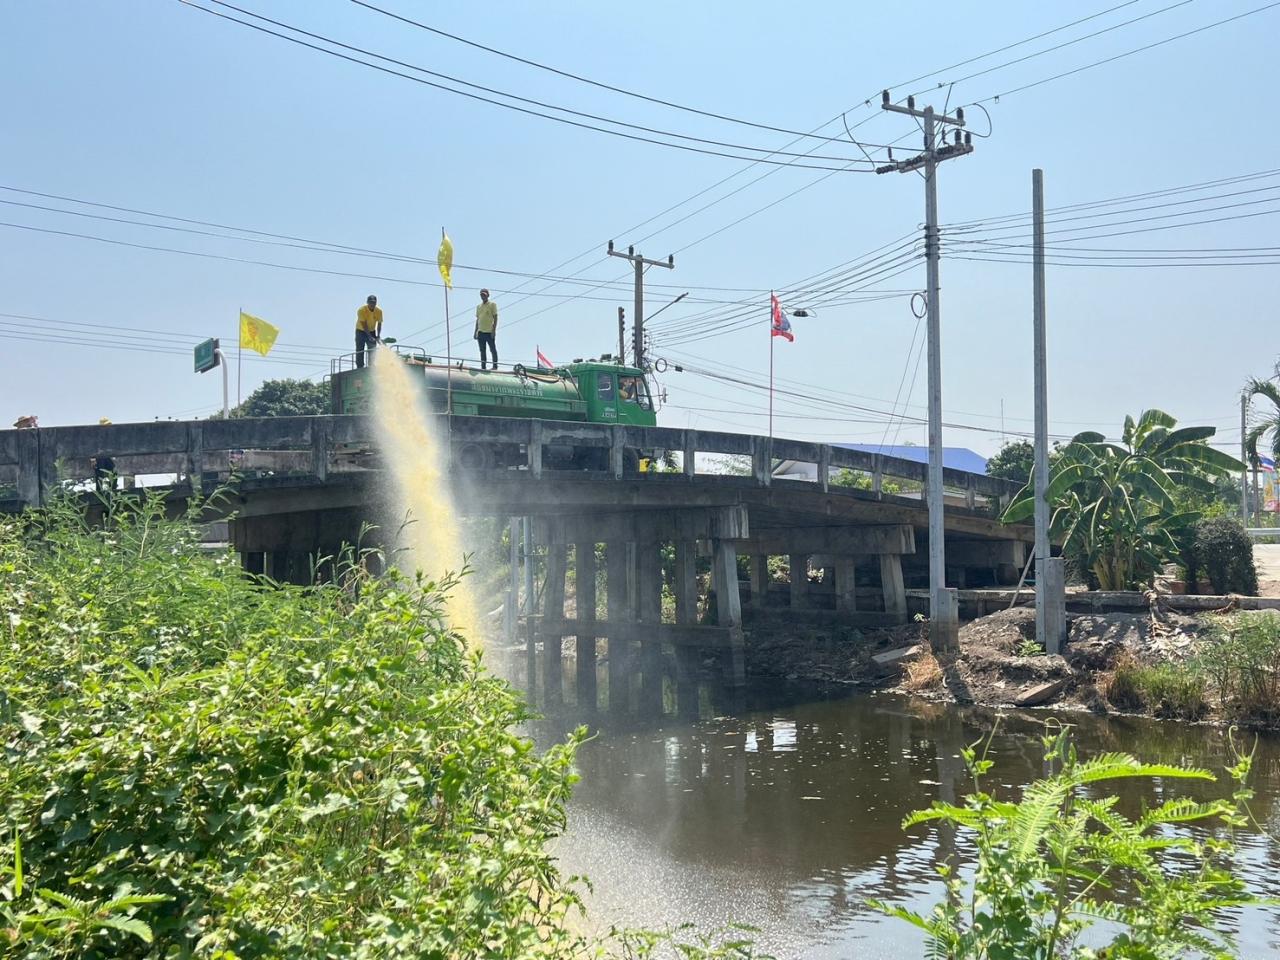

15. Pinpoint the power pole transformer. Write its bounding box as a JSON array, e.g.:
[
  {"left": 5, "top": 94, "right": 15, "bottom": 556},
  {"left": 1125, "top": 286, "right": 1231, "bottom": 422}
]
[
  {"left": 607, "top": 241, "right": 675, "bottom": 370},
  {"left": 876, "top": 91, "right": 975, "bottom": 652}
]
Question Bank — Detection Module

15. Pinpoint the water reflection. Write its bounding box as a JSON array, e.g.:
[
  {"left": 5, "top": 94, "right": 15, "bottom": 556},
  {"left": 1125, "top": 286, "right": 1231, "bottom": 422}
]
[{"left": 548, "top": 692, "right": 1280, "bottom": 958}]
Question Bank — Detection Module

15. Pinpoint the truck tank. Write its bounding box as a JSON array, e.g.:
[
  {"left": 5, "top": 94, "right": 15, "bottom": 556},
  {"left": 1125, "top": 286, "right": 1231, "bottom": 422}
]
[{"left": 330, "top": 359, "right": 587, "bottom": 421}]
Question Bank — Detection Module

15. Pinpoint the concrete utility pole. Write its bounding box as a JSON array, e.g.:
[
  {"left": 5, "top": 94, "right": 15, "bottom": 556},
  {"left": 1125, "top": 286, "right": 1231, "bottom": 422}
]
[
  {"left": 607, "top": 241, "right": 674, "bottom": 369},
  {"left": 876, "top": 92, "right": 974, "bottom": 651},
  {"left": 617, "top": 307, "right": 626, "bottom": 364},
  {"left": 1242, "top": 394, "right": 1250, "bottom": 524},
  {"left": 1032, "top": 169, "right": 1065, "bottom": 655}
]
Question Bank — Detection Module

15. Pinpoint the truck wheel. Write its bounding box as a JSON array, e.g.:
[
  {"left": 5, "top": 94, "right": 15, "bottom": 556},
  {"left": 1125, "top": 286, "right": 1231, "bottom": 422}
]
[{"left": 456, "top": 442, "right": 492, "bottom": 470}]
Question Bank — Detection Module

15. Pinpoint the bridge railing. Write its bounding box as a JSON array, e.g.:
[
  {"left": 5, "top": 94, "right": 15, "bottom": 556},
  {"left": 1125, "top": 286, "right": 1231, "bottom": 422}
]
[{"left": 0, "top": 415, "right": 1020, "bottom": 514}]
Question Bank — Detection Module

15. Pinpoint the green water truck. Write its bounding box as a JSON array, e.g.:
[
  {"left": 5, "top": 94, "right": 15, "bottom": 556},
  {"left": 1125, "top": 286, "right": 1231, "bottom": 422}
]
[{"left": 329, "top": 349, "right": 659, "bottom": 470}]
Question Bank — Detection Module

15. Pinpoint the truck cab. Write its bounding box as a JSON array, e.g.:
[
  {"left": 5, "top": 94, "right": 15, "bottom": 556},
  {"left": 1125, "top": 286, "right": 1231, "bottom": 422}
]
[{"left": 565, "top": 361, "right": 657, "bottom": 428}]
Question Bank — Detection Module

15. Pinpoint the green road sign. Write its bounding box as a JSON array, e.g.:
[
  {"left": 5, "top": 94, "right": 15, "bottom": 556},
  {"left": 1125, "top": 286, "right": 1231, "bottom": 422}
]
[{"left": 194, "top": 338, "right": 220, "bottom": 374}]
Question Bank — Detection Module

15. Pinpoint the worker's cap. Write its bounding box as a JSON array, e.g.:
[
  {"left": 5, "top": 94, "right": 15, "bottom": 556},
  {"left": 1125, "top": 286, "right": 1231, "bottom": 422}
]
[
  {"left": 99, "top": 417, "right": 112, "bottom": 425},
  {"left": 480, "top": 288, "right": 490, "bottom": 296},
  {"left": 366, "top": 294, "right": 377, "bottom": 304}
]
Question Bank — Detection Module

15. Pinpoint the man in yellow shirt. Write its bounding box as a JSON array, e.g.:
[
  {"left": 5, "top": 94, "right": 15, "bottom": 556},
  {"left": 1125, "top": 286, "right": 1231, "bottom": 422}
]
[
  {"left": 355, "top": 294, "right": 382, "bottom": 369},
  {"left": 474, "top": 288, "right": 498, "bottom": 370}
]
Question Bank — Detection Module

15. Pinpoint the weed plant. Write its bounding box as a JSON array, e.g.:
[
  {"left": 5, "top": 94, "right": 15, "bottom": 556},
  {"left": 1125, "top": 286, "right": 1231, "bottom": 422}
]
[
  {"left": 0, "top": 492, "right": 586, "bottom": 958},
  {"left": 875, "top": 723, "right": 1259, "bottom": 959}
]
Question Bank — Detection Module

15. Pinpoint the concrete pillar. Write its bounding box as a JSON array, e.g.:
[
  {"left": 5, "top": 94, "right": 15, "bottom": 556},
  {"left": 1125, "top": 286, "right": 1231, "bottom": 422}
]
[
  {"left": 834, "top": 559, "right": 858, "bottom": 614},
  {"left": 789, "top": 553, "right": 810, "bottom": 609},
  {"left": 880, "top": 554, "right": 907, "bottom": 620},
  {"left": 712, "top": 539, "right": 745, "bottom": 687},
  {"left": 931, "top": 587, "right": 960, "bottom": 653},
  {"left": 673, "top": 540, "right": 700, "bottom": 720},
  {"left": 1037, "top": 556, "right": 1066, "bottom": 656},
  {"left": 541, "top": 543, "right": 567, "bottom": 708},
  {"left": 505, "top": 516, "right": 520, "bottom": 645},
  {"left": 575, "top": 541, "right": 598, "bottom": 712},
  {"left": 637, "top": 541, "right": 664, "bottom": 716},
  {"left": 606, "top": 540, "right": 632, "bottom": 716},
  {"left": 749, "top": 554, "right": 769, "bottom": 608}
]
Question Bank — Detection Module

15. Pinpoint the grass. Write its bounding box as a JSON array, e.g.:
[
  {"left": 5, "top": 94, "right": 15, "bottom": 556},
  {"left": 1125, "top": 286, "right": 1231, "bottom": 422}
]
[
  {"left": 1106, "top": 612, "right": 1280, "bottom": 725},
  {"left": 1106, "top": 655, "right": 1209, "bottom": 720}
]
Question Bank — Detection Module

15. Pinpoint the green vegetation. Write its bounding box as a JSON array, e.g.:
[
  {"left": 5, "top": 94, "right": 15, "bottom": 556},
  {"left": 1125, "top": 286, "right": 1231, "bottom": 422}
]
[
  {"left": 1106, "top": 613, "right": 1280, "bottom": 725},
  {"left": 1244, "top": 378, "right": 1280, "bottom": 467},
  {"left": 218, "top": 378, "right": 329, "bottom": 418},
  {"left": 876, "top": 724, "right": 1258, "bottom": 959},
  {"left": 1107, "top": 654, "right": 1209, "bottom": 720},
  {"left": 1191, "top": 517, "right": 1259, "bottom": 595},
  {"left": 1004, "top": 410, "right": 1242, "bottom": 590},
  {"left": 984, "top": 439, "right": 1035, "bottom": 485},
  {"left": 0, "top": 493, "right": 586, "bottom": 958}
]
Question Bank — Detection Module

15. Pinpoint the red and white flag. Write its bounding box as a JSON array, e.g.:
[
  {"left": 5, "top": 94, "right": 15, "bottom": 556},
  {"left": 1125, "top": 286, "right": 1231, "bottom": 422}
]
[
  {"left": 770, "top": 292, "right": 794, "bottom": 341},
  {"left": 536, "top": 346, "right": 554, "bottom": 370}
]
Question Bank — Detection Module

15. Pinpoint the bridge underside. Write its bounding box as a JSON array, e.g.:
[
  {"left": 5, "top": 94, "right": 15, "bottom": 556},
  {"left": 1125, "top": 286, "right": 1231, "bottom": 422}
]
[{"left": 227, "top": 471, "right": 1029, "bottom": 719}]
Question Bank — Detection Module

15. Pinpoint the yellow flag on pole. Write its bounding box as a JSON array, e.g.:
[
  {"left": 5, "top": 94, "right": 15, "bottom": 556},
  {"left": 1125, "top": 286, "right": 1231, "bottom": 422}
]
[
  {"left": 437, "top": 232, "right": 454, "bottom": 288},
  {"left": 239, "top": 311, "right": 280, "bottom": 356}
]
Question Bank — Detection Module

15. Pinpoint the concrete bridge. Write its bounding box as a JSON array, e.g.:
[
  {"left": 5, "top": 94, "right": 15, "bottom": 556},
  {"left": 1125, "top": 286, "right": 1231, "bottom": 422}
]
[{"left": 0, "top": 415, "right": 1028, "bottom": 717}]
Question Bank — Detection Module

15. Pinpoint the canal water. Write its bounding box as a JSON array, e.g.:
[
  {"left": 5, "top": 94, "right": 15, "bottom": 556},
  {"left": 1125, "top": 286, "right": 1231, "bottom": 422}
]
[{"left": 546, "top": 691, "right": 1280, "bottom": 958}]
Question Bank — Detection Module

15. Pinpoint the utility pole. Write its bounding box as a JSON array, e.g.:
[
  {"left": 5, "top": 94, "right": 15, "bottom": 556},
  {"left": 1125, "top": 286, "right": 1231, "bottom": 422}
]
[
  {"left": 876, "top": 91, "right": 974, "bottom": 652},
  {"left": 1242, "top": 393, "right": 1250, "bottom": 524},
  {"left": 617, "top": 307, "right": 626, "bottom": 365},
  {"left": 1032, "top": 169, "right": 1065, "bottom": 655},
  {"left": 607, "top": 241, "right": 674, "bottom": 369}
]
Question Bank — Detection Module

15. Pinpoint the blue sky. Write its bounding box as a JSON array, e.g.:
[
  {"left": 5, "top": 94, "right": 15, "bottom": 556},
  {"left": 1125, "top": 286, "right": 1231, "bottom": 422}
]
[{"left": 3, "top": 0, "right": 1276, "bottom": 455}]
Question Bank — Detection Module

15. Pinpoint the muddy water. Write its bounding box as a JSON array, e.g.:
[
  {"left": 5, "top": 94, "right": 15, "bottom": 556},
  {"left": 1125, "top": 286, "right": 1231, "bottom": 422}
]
[{"left": 548, "top": 692, "right": 1280, "bottom": 958}]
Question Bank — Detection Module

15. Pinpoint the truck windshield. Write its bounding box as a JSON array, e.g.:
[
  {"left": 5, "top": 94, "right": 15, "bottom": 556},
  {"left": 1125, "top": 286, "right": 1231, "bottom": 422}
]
[{"left": 619, "top": 376, "right": 651, "bottom": 409}]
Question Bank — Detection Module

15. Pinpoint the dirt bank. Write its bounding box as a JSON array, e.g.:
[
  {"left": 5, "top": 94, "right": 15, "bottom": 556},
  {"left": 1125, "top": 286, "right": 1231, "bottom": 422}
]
[{"left": 745, "top": 603, "right": 1257, "bottom": 724}]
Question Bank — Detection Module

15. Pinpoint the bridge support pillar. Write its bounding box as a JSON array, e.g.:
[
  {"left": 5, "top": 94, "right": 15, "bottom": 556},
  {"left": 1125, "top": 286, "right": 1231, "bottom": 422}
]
[
  {"left": 673, "top": 540, "right": 700, "bottom": 721},
  {"left": 541, "top": 543, "right": 567, "bottom": 709},
  {"left": 789, "top": 554, "right": 811, "bottom": 610},
  {"left": 880, "top": 554, "right": 908, "bottom": 622},
  {"left": 712, "top": 539, "right": 745, "bottom": 687},
  {"left": 606, "top": 540, "right": 633, "bottom": 716},
  {"left": 637, "top": 541, "right": 665, "bottom": 717},
  {"left": 834, "top": 559, "right": 858, "bottom": 614},
  {"left": 749, "top": 554, "right": 769, "bottom": 608},
  {"left": 574, "top": 541, "right": 598, "bottom": 713}
]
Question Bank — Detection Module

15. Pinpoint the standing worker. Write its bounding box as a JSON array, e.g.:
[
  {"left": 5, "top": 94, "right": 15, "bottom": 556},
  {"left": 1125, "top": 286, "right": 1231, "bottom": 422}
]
[
  {"left": 474, "top": 288, "right": 498, "bottom": 370},
  {"left": 355, "top": 294, "right": 383, "bottom": 369}
]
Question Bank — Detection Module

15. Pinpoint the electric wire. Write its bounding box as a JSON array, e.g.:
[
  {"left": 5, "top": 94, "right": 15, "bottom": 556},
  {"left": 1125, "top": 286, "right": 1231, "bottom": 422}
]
[{"left": 184, "top": 0, "right": 883, "bottom": 169}]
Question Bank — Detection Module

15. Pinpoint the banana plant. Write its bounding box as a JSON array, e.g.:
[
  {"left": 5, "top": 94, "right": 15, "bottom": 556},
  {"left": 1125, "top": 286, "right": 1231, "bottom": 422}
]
[{"left": 1003, "top": 410, "right": 1242, "bottom": 590}]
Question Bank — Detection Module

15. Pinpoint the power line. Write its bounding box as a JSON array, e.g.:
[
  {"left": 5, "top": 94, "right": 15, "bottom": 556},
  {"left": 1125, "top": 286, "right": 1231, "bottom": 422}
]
[
  {"left": 944, "top": 167, "right": 1280, "bottom": 229},
  {"left": 904, "top": 0, "right": 1199, "bottom": 101},
  {"left": 348, "top": 0, "right": 876, "bottom": 147},
  {"left": 964, "top": 1, "right": 1280, "bottom": 106},
  {"left": 183, "top": 0, "right": 882, "bottom": 170}
]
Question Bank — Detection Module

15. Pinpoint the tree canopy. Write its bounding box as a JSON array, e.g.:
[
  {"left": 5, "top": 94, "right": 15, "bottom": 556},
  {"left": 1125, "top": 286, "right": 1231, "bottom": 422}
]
[
  {"left": 229, "top": 378, "right": 329, "bottom": 418},
  {"left": 985, "top": 440, "right": 1035, "bottom": 485}
]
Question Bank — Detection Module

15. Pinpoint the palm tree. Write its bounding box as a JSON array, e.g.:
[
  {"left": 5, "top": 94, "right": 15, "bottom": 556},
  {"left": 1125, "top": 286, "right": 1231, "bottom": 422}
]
[
  {"left": 1003, "top": 410, "right": 1241, "bottom": 590},
  {"left": 1244, "top": 378, "right": 1280, "bottom": 468}
]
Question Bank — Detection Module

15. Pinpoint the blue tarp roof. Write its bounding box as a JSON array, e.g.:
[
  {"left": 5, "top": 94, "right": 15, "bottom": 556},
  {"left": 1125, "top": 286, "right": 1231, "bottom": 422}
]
[{"left": 836, "top": 444, "right": 988, "bottom": 475}]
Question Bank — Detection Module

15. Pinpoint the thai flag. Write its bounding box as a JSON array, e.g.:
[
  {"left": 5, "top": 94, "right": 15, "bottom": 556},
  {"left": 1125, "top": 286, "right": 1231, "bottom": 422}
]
[
  {"left": 536, "top": 346, "right": 554, "bottom": 370},
  {"left": 771, "top": 292, "right": 794, "bottom": 342},
  {"left": 1260, "top": 455, "right": 1276, "bottom": 472}
]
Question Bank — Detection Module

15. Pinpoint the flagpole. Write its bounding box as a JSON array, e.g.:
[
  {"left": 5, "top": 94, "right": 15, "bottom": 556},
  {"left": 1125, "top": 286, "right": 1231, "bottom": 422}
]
[
  {"left": 442, "top": 227, "right": 453, "bottom": 418},
  {"left": 768, "top": 291, "right": 774, "bottom": 445},
  {"left": 237, "top": 307, "right": 243, "bottom": 414}
]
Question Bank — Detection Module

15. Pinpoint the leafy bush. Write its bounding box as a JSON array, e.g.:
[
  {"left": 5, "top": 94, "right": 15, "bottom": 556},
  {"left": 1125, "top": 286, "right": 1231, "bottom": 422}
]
[
  {"left": 1192, "top": 517, "right": 1259, "bottom": 595},
  {"left": 1198, "top": 612, "right": 1280, "bottom": 723},
  {"left": 875, "top": 725, "right": 1258, "bottom": 959},
  {"left": 0, "top": 494, "right": 585, "bottom": 958},
  {"left": 1105, "top": 656, "right": 1207, "bottom": 720}
]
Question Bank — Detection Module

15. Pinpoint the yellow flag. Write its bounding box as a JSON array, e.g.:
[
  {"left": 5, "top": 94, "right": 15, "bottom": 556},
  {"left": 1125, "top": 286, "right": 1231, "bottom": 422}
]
[
  {"left": 437, "top": 232, "right": 454, "bottom": 288},
  {"left": 239, "top": 311, "right": 280, "bottom": 356}
]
